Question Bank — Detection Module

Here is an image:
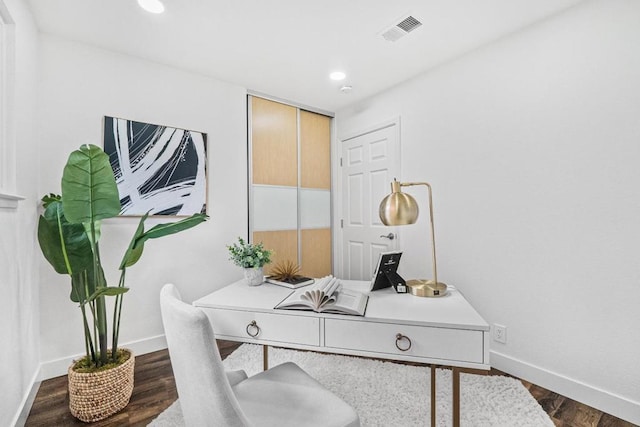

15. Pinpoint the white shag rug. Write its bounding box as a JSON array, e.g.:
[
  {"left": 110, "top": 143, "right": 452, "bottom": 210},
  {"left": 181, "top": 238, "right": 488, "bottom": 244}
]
[{"left": 149, "top": 344, "right": 553, "bottom": 427}]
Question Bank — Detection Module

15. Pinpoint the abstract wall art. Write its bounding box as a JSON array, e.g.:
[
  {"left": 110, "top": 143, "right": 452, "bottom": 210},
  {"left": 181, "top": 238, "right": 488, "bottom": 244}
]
[{"left": 103, "top": 116, "right": 207, "bottom": 216}]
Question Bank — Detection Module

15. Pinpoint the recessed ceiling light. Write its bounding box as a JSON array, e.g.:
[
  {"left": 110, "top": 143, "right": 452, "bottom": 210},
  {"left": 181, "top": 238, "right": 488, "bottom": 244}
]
[
  {"left": 330, "top": 71, "right": 346, "bottom": 81},
  {"left": 137, "top": 0, "right": 165, "bottom": 14}
]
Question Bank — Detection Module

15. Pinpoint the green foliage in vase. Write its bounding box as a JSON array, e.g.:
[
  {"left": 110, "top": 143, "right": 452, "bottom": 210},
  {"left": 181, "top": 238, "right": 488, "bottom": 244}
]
[
  {"left": 227, "top": 237, "right": 272, "bottom": 268},
  {"left": 37, "top": 144, "right": 208, "bottom": 370}
]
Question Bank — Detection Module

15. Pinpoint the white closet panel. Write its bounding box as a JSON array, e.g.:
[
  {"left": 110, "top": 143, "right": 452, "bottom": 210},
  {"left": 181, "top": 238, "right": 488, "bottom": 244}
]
[
  {"left": 300, "top": 189, "right": 330, "bottom": 229},
  {"left": 252, "top": 185, "right": 297, "bottom": 231}
]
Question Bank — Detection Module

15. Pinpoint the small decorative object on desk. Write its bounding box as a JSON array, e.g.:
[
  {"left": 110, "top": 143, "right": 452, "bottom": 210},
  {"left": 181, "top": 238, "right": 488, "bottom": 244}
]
[
  {"left": 244, "top": 266, "right": 264, "bottom": 287},
  {"left": 227, "top": 237, "right": 272, "bottom": 286},
  {"left": 275, "top": 275, "right": 368, "bottom": 316},
  {"left": 266, "top": 260, "right": 314, "bottom": 289},
  {"left": 370, "top": 251, "right": 407, "bottom": 293}
]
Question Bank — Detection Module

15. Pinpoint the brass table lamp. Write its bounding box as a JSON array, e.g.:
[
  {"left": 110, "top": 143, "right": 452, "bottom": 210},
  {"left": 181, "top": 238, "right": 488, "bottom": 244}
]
[{"left": 378, "top": 179, "right": 447, "bottom": 297}]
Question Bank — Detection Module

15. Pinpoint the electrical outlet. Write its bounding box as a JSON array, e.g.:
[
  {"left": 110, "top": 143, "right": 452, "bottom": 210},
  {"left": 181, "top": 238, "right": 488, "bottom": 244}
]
[{"left": 493, "top": 324, "right": 507, "bottom": 344}]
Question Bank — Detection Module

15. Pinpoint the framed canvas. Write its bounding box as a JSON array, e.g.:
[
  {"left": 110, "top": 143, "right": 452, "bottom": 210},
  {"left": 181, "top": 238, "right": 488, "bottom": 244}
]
[{"left": 103, "top": 116, "right": 207, "bottom": 216}]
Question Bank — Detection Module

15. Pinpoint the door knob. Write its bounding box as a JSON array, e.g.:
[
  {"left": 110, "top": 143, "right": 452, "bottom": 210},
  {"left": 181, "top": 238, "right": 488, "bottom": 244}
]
[{"left": 380, "top": 233, "right": 395, "bottom": 240}]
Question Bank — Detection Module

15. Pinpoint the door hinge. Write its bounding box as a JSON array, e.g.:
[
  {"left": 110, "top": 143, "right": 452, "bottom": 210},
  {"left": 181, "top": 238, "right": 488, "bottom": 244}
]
[
  {"left": 340, "top": 157, "right": 343, "bottom": 167},
  {"left": 340, "top": 219, "right": 344, "bottom": 228}
]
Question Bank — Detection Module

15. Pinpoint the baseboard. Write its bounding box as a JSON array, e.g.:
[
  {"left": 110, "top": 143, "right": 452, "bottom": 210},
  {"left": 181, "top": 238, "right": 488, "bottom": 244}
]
[
  {"left": 11, "top": 367, "right": 41, "bottom": 427},
  {"left": 38, "top": 334, "right": 168, "bottom": 381},
  {"left": 491, "top": 350, "right": 640, "bottom": 425}
]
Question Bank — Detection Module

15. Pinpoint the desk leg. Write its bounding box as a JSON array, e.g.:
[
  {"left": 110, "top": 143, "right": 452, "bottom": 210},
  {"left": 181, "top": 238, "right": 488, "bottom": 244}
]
[
  {"left": 263, "top": 345, "right": 268, "bottom": 371},
  {"left": 452, "top": 367, "right": 460, "bottom": 427},
  {"left": 430, "top": 365, "right": 436, "bottom": 427}
]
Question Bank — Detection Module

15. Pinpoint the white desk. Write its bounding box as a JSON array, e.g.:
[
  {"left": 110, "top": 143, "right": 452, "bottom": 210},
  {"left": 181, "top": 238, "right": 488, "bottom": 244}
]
[{"left": 194, "top": 280, "right": 490, "bottom": 427}]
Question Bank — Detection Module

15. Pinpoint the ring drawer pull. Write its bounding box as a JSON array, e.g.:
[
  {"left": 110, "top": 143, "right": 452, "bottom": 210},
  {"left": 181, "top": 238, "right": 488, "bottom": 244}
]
[
  {"left": 395, "top": 333, "right": 412, "bottom": 351},
  {"left": 246, "top": 320, "right": 260, "bottom": 337}
]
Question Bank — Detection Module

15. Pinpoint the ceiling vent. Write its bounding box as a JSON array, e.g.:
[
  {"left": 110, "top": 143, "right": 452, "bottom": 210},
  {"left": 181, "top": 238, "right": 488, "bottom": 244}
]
[{"left": 380, "top": 15, "right": 423, "bottom": 42}]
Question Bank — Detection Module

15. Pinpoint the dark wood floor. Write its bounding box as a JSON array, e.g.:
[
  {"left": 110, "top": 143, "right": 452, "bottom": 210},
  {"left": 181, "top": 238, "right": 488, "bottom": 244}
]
[{"left": 26, "top": 341, "right": 635, "bottom": 427}]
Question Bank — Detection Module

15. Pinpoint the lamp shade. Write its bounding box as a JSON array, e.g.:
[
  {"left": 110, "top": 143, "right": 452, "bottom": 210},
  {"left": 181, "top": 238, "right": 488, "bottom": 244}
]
[{"left": 378, "top": 181, "right": 419, "bottom": 225}]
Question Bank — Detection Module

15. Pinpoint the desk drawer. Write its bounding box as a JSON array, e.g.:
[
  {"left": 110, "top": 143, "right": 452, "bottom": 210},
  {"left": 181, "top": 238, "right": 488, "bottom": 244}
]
[
  {"left": 325, "top": 319, "right": 483, "bottom": 364},
  {"left": 203, "top": 309, "right": 320, "bottom": 346}
]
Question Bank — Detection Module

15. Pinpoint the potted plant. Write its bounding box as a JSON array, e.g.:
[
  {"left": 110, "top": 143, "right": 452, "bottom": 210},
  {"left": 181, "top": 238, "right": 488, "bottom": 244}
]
[
  {"left": 37, "top": 144, "right": 207, "bottom": 422},
  {"left": 227, "top": 237, "right": 272, "bottom": 286}
]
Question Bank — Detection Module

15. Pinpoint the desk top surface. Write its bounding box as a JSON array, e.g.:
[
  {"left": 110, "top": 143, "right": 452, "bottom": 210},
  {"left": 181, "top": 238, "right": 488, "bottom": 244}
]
[{"left": 194, "top": 279, "right": 489, "bottom": 331}]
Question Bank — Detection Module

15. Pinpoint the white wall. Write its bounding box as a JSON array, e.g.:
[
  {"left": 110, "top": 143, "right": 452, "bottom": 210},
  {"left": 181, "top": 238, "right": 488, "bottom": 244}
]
[
  {"left": 37, "top": 36, "right": 249, "bottom": 377},
  {"left": 0, "top": 0, "right": 40, "bottom": 425},
  {"left": 336, "top": 0, "right": 640, "bottom": 424}
]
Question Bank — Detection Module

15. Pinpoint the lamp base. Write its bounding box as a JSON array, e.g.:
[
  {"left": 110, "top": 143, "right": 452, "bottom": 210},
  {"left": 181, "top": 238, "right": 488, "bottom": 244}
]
[{"left": 406, "top": 279, "right": 448, "bottom": 297}]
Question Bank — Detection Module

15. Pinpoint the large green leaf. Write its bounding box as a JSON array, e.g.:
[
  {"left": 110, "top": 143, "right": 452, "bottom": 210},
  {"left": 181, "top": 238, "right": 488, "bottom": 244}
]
[
  {"left": 70, "top": 269, "right": 90, "bottom": 304},
  {"left": 119, "top": 213, "right": 149, "bottom": 270},
  {"left": 119, "top": 213, "right": 208, "bottom": 270},
  {"left": 84, "top": 286, "right": 130, "bottom": 304},
  {"left": 42, "top": 193, "right": 61, "bottom": 208},
  {"left": 69, "top": 262, "right": 105, "bottom": 304},
  {"left": 61, "top": 144, "right": 121, "bottom": 225},
  {"left": 138, "top": 213, "right": 208, "bottom": 243},
  {"left": 82, "top": 220, "right": 103, "bottom": 247},
  {"left": 37, "top": 200, "right": 93, "bottom": 275}
]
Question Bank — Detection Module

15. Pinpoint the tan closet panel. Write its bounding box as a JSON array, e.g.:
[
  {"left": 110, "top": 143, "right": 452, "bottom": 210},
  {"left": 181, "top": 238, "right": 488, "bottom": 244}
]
[
  {"left": 300, "top": 110, "right": 331, "bottom": 190},
  {"left": 253, "top": 230, "right": 298, "bottom": 276},
  {"left": 300, "top": 228, "right": 332, "bottom": 278},
  {"left": 251, "top": 97, "right": 298, "bottom": 186}
]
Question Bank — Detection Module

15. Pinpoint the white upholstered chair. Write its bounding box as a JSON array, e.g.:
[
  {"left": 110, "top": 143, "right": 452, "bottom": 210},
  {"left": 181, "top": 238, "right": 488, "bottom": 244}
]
[{"left": 160, "top": 283, "right": 360, "bottom": 427}]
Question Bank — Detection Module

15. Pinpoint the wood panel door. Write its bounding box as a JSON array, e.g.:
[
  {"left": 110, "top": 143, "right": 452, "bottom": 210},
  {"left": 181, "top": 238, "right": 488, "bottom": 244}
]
[{"left": 341, "top": 122, "right": 400, "bottom": 280}]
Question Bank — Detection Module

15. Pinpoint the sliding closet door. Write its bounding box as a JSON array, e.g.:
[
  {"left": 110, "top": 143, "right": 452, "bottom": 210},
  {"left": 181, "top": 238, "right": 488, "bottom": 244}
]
[
  {"left": 299, "top": 110, "right": 331, "bottom": 277},
  {"left": 250, "top": 97, "right": 299, "bottom": 274},
  {"left": 250, "top": 96, "right": 332, "bottom": 277}
]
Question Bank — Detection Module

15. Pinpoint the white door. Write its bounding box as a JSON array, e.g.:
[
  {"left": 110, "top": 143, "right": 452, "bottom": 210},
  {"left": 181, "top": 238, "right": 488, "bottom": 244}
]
[{"left": 340, "top": 121, "right": 400, "bottom": 280}]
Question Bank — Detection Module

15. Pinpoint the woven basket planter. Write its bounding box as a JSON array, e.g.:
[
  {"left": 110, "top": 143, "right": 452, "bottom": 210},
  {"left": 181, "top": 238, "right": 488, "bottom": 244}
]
[{"left": 68, "top": 349, "right": 135, "bottom": 422}]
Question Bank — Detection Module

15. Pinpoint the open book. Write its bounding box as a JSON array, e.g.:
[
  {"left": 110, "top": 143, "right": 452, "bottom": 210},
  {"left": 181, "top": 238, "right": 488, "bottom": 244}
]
[{"left": 275, "top": 276, "right": 368, "bottom": 316}]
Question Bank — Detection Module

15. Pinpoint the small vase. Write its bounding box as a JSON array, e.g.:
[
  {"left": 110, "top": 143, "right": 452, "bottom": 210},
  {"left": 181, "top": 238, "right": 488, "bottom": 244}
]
[{"left": 244, "top": 267, "right": 264, "bottom": 286}]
